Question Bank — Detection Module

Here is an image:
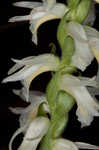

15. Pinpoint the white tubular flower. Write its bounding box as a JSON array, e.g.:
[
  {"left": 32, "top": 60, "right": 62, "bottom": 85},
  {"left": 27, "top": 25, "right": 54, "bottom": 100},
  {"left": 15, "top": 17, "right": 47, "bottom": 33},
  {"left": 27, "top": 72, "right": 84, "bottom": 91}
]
[
  {"left": 2, "top": 54, "right": 60, "bottom": 101},
  {"left": 67, "top": 21, "right": 99, "bottom": 71},
  {"left": 9, "top": 117, "right": 50, "bottom": 150},
  {"left": 60, "top": 74, "right": 99, "bottom": 127},
  {"left": 53, "top": 138, "right": 99, "bottom": 150},
  {"left": 10, "top": 89, "right": 50, "bottom": 127},
  {"left": 67, "top": 21, "right": 94, "bottom": 71},
  {"left": 9, "top": 0, "right": 68, "bottom": 44}
]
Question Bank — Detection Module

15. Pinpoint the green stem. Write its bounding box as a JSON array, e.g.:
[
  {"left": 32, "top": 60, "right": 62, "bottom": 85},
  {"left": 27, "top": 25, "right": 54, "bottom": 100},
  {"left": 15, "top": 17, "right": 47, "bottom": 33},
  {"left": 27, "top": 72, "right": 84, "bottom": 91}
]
[
  {"left": 39, "top": 1, "right": 92, "bottom": 150},
  {"left": 61, "top": 36, "right": 75, "bottom": 65},
  {"left": 57, "top": 0, "right": 92, "bottom": 64},
  {"left": 50, "top": 90, "right": 75, "bottom": 138},
  {"left": 40, "top": 77, "right": 75, "bottom": 150}
]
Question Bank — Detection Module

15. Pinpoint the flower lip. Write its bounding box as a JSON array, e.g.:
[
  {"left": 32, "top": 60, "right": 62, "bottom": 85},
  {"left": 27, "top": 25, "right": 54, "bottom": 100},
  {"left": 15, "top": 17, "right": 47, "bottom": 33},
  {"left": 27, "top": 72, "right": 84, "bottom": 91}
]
[{"left": 9, "top": 117, "right": 50, "bottom": 150}]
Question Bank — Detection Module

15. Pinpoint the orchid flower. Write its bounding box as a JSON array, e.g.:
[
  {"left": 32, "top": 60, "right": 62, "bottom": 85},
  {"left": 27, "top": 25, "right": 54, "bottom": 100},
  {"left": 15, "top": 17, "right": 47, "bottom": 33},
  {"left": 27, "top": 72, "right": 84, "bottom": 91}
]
[
  {"left": 67, "top": 21, "right": 99, "bottom": 71},
  {"left": 9, "top": 90, "right": 50, "bottom": 150},
  {"left": 2, "top": 54, "right": 60, "bottom": 101},
  {"left": 9, "top": 0, "right": 68, "bottom": 44},
  {"left": 60, "top": 74, "right": 99, "bottom": 127},
  {"left": 53, "top": 138, "right": 99, "bottom": 150},
  {"left": 10, "top": 89, "right": 50, "bottom": 127},
  {"left": 9, "top": 117, "right": 50, "bottom": 150}
]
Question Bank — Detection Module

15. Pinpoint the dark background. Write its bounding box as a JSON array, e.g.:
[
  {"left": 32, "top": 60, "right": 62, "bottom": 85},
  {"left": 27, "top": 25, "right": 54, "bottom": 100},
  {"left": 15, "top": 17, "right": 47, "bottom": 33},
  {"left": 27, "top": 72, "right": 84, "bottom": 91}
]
[{"left": 0, "top": 0, "right": 99, "bottom": 150}]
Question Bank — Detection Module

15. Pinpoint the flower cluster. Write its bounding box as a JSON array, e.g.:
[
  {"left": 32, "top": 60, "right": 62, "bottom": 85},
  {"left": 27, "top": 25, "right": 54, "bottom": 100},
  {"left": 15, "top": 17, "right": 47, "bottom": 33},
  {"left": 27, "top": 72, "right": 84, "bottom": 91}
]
[
  {"left": 8, "top": 90, "right": 99, "bottom": 150},
  {"left": 2, "top": 0, "right": 99, "bottom": 150}
]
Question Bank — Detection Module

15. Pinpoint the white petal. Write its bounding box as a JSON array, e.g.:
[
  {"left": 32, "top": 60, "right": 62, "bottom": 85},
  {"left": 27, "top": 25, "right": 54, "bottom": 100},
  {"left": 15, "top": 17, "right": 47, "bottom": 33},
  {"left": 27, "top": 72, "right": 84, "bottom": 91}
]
[
  {"left": 31, "top": 31, "right": 37, "bottom": 45},
  {"left": 88, "top": 38, "right": 99, "bottom": 63},
  {"left": 29, "top": 3, "right": 68, "bottom": 44},
  {"left": 9, "top": 107, "right": 26, "bottom": 114},
  {"left": 67, "top": 21, "right": 94, "bottom": 71},
  {"left": 51, "top": 3, "right": 69, "bottom": 18},
  {"left": 8, "top": 56, "right": 35, "bottom": 75},
  {"left": 31, "top": 11, "right": 46, "bottom": 20},
  {"left": 61, "top": 75, "right": 99, "bottom": 88},
  {"left": 74, "top": 86, "right": 99, "bottom": 127},
  {"left": 13, "top": 54, "right": 59, "bottom": 67},
  {"left": 9, "top": 123, "right": 28, "bottom": 150},
  {"left": 13, "top": 88, "right": 47, "bottom": 103},
  {"left": 78, "top": 76, "right": 99, "bottom": 87},
  {"left": 13, "top": 1, "right": 42, "bottom": 9},
  {"left": 53, "top": 138, "right": 99, "bottom": 150},
  {"left": 29, "top": 13, "right": 59, "bottom": 44},
  {"left": 42, "top": 103, "right": 50, "bottom": 114},
  {"left": 12, "top": 88, "right": 27, "bottom": 101},
  {"left": 75, "top": 142, "right": 99, "bottom": 149},
  {"left": 8, "top": 62, "right": 23, "bottom": 76},
  {"left": 11, "top": 89, "right": 48, "bottom": 126},
  {"left": 75, "top": 89, "right": 99, "bottom": 127},
  {"left": 84, "top": 26, "right": 99, "bottom": 39},
  {"left": 18, "top": 117, "right": 50, "bottom": 150},
  {"left": 84, "top": 26, "right": 99, "bottom": 61},
  {"left": 11, "top": 57, "right": 35, "bottom": 65},
  {"left": 44, "top": 0, "right": 56, "bottom": 8},
  {"left": 61, "top": 75, "right": 99, "bottom": 127},
  {"left": 9, "top": 15, "right": 31, "bottom": 22},
  {"left": 53, "top": 138, "right": 78, "bottom": 150},
  {"left": 2, "top": 54, "right": 60, "bottom": 83},
  {"left": 2, "top": 65, "right": 35, "bottom": 82},
  {"left": 84, "top": 25, "right": 99, "bottom": 62}
]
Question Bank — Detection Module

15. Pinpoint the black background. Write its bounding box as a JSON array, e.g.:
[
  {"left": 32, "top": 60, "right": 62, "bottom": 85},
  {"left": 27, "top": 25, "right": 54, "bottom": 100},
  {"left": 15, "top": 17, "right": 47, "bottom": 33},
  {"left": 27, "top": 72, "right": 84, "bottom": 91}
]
[{"left": 0, "top": 0, "right": 99, "bottom": 150}]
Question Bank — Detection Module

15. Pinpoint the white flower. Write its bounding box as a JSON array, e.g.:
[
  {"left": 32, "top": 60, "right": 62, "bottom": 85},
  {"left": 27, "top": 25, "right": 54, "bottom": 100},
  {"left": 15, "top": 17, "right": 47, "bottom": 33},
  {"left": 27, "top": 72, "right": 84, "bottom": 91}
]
[
  {"left": 53, "top": 138, "right": 99, "bottom": 150},
  {"left": 10, "top": 89, "right": 50, "bottom": 127},
  {"left": 60, "top": 74, "right": 99, "bottom": 127},
  {"left": 2, "top": 54, "right": 60, "bottom": 101},
  {"left": 9, "top": 0, "right": 68, "bottom": 44},
  {"left": 67, "top": 21, "right": 99, "bottom": 71},
  {"left": 9, "top": 117, "right": 50, "bottom": 150}
]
